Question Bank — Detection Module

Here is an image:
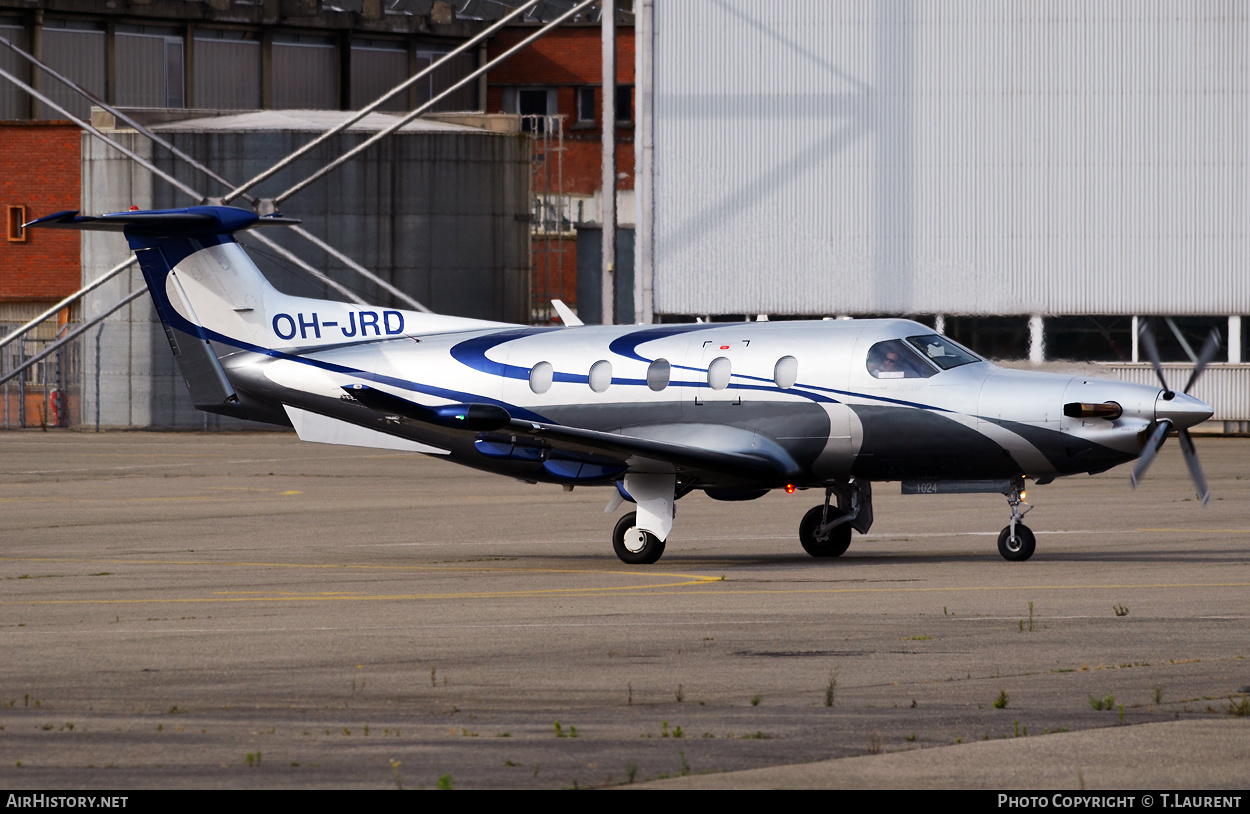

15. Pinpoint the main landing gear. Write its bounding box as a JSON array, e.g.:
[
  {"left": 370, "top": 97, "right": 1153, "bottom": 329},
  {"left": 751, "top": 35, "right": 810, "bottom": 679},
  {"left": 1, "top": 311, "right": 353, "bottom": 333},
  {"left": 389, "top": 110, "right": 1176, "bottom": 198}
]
[
  {"left": 998, "top": 479, "right": 1035, "bottom": 561},
  {"left": 799, "top": 479, "right": 873, "bottom": 558},
  {"left": 613, "top": 512, "right": 665, "bottom": 564},
  {"left": 608, "top": 472, "right": 676, "bottom": 565}
]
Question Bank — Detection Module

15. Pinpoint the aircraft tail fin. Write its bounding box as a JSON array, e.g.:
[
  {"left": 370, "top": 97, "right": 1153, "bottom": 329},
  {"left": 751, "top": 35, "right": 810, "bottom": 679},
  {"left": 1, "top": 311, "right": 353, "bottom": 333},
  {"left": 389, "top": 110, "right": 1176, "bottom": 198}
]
[
  {"left": 28, "top": 207, "right": 299, "bottom": 417},
  {"left": 27, "top": 205, "right": 512, "bottom": 418}
]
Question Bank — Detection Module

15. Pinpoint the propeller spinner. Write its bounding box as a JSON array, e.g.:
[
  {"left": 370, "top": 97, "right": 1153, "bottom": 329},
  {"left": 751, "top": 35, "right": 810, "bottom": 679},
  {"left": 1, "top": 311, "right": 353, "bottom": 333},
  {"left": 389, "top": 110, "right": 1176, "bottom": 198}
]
[{"left": 1129, "top": 323, "right": 1218, "bottom": 504}]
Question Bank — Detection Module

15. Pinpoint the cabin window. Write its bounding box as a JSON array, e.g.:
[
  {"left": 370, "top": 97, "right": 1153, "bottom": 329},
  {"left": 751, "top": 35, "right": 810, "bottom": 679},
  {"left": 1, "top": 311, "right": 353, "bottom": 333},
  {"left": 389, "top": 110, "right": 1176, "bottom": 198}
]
[
  {"left": 906, "top": 334, "right": 982, "bottom": 370},
  {"left": 866, "top": 340, "right": 936, "bottom": 379},
  {"left": 647, "top": 358, "right": 670, "bottom": 391},
  {"left": 7, "top": 206, "right": 25, "bottom": 242},
  {"left": 588, "top": 360, "right": 612, "bottom": 393},
  {"left": 707, "top": 357, "right": 731, "bottom": 390},
  {"left": 529, "top": 361, "right": 553, "bottom": 394},
  {"left": 774, "top": 356, "right": 798, "bottom": 389}
]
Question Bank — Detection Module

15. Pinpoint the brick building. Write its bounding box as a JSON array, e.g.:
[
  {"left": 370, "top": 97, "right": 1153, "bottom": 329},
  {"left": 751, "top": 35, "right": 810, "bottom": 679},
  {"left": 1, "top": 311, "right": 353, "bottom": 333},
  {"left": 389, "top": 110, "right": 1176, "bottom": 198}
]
[
  {"left": 486, "top": 22, "right": 635, "bottom": 316},
  {"left": 0, "top": 3, "right": 635, "bottom": 425},
  {"left": 0, "top": 121, "right": 81, "bottom": 426}
]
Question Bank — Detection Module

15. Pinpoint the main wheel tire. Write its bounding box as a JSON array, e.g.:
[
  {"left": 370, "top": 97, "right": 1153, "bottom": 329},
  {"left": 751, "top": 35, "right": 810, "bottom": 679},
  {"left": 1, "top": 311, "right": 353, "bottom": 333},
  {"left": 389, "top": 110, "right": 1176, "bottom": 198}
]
[
  {"left": 612, "top": 511, "right": 666, "bottom": 565},
  {"left": 799, "top": 504, "right": 853, "bottom": 558},
  {"left": 997, "top": 523, "right": 1036, "bottom": 561}
]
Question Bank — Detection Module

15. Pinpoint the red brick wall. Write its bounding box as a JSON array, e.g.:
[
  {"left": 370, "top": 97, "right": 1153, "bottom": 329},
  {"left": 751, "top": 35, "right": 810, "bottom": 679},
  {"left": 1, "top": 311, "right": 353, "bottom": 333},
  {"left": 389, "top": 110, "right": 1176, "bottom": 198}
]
[
  {"left": 488, "top": 27, "right": 635, "bottom": 87},
  {"left": 531, "top": 234, "right": 579, "bottom": 317},
  {"left": 488, "top": 26, "right": 635, "bottom": 195},
  {"left": 0, "top": 123, "right": 81, "bottom": 302}
]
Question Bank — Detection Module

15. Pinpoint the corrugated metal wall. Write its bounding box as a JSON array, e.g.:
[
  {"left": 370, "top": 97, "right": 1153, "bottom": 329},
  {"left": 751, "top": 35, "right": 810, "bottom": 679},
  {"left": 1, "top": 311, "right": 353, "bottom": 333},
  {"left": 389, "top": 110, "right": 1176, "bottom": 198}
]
[
  {"left": 1105, "top": 364, "right": 1250, "bottom": 423},
  {"left": 0, "top": 25, "right": 24, "bottom": 119},
  {"left": 650, "top": 0, "right": 1250, "bottom": 317},
  {"left": 194, "top": 36, "right": 261, "bottom": 110},
  {"left": 272, "top": 40, "right": 339, "bottom": 109},
  {"left": 79, "top": 118, "right": 532, "bottom": 428},
  {"left": 116, "top": 33, "right": 169, "bottom": 109},
  {"left": 351, "top": 44, "right": 408, "bottom": 111},
  {"left": 37, "top": 26, "right": 105, "bottom": 120}
]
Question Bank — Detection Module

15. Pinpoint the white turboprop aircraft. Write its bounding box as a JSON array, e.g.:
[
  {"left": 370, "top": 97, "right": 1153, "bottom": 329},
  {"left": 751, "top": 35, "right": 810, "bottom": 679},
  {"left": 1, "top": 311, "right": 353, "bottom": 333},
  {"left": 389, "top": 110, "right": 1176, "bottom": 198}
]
[{"left": 30, "top": 206, "right": 1217, "bottom": 564}]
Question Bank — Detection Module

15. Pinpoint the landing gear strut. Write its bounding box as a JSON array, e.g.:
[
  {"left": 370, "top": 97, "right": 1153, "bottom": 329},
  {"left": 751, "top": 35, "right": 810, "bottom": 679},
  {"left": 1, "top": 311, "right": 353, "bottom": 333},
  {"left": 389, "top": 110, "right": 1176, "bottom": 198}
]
[
  {"left": 997, "top": 478, "right": 1035, "bottom": 561},
  {"left": 799, "top": 479, "right": 872, "bottom": 558},
  {"left": 609, "top": 472, "right": 676, "bottom": 565}
]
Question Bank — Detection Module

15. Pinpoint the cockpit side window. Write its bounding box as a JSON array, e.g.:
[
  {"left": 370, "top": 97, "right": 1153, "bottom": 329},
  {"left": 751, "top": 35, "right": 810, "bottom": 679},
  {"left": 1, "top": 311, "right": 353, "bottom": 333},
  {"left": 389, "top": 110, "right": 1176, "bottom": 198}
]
[
  {"left": 866, "top": 339, "right": 936, "bottom": 379},
  {"left": 905, "top": 334, "right": 982, "bottom": 370}
]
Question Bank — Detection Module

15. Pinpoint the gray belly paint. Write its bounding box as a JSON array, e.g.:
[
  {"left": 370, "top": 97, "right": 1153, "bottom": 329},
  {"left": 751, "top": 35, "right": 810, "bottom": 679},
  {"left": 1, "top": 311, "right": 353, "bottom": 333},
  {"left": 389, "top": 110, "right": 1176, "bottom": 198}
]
[{"left": 849, "top": 405, "right": 1020, "bottom": 481}]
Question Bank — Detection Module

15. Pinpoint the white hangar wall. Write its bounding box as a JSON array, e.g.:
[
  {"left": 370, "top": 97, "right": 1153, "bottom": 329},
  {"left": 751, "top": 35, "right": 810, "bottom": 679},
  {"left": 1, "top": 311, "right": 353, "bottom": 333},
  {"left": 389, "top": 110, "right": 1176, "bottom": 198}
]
[{"left": 645, "top": 0, "right": 1250, "bottom": 318}]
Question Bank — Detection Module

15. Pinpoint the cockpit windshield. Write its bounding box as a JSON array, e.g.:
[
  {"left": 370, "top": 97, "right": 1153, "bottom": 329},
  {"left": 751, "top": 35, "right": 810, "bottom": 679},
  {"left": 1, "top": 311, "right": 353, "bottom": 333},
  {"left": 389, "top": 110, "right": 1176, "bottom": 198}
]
[
  {"left": 866, "top": 339, "right": 936, "bottom": 379},
  {"left": 905, "top": 334, "right": 983, "bottom": 370}
]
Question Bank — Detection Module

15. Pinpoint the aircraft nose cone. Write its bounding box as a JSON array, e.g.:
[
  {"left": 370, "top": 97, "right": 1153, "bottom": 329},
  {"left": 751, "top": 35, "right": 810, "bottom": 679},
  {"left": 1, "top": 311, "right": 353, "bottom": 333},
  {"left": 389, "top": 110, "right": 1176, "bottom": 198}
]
[{"left": 1156, "top": 391, "right": 1213, "bottom": 430}]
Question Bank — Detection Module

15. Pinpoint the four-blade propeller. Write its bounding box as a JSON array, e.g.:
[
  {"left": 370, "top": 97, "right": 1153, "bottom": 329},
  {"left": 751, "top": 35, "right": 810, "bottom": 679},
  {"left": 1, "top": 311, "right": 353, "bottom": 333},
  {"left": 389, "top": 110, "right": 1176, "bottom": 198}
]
[{"left": 1129, "top": 323, "right": 1220, "bottom": 505}]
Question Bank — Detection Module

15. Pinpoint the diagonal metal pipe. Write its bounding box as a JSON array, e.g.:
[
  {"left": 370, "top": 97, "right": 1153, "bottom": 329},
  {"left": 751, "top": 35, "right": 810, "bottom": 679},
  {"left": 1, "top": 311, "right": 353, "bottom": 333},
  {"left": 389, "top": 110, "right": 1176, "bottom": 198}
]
[
  {"left": 0, "top": 257, "right": 137, "bottom": 352},
  {"left": 0, "top": 66, "right": 204, "bottom": 203},
  {"left": 0, "top": 37, "right": 251, "bottom": 203},
  {"left": 220, "top": 0, "right": 539, "bottom": 206},
  {"left": 246, "top": 231, "right": 368, "bottom": 305},
  {"left": 0, "top": 37, "right": 425, "bottom": 312},
  {"left": 0, "top": 288, "right": 148, "bottom": 388},
  {"left": 273, "top": 0, "right": 598, "bottom": 206},
  {"left": 287, "top": 225, "right": 431, "bottom": 312}
]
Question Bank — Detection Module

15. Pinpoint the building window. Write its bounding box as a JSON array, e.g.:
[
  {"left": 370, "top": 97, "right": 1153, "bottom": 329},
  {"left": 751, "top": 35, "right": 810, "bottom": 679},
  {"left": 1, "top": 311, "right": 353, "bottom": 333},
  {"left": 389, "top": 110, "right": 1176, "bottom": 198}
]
[
  {"left": 577, "top": 86, "right": 595, "bottom": 123},
  {"left": 573, "top": 86, "right": 630, "bottom": 126},
  {"left": 1043, "top": 316, "right": 1133, "bottom": 362},
  {"left": 615, "top": 85, "right": 633, "bottom": 124},
  {"left": 942, "top": 316, "right": 1030, "bottom": 361},
  {"left": 502, "top": 87, "right": 558, "bottom": 133},
  {"left": 116, "top": 25, "right": 185, "bottom": 109},
  {"left": 1140, "top": 316, "right": 1226, "bottom": 363},
  {"left": 7, "top": 206, "right": 25, "bottom": 242},
  {"left": 413, "top": 49, "right": 478, "bottom": 112}
]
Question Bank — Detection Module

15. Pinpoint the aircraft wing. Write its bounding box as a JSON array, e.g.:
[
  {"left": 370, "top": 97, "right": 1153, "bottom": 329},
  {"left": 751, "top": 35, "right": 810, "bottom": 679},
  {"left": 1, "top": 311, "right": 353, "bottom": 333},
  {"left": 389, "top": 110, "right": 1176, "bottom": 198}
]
[
  {"left": 343, "top": 384, "right": 788, "bottom": 482},
  {"left": 505, "top": 418, "right": 783, "bottom": 479}
]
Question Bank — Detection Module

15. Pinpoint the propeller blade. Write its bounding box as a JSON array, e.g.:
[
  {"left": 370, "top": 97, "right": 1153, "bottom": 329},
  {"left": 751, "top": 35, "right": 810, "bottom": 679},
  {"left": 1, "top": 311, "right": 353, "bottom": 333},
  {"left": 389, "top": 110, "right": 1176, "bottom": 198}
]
[
  {"left": 1183, "top": 327, "right": 1222, "bottom": 394},
  {"left": 1177, "top": 428, "right": 1210, "bottom": 506},
  {"left": 1137, "top": 322, "right": 1170, "bottom": 393},
  {"left": 1130, "top": 419, "right": 1173, "bottom": 489}
]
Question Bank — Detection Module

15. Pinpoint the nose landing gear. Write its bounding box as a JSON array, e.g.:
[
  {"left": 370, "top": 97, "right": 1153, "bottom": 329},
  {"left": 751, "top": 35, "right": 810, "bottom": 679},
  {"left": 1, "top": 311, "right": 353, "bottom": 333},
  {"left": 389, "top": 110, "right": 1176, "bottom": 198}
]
[{"left": 998, "top": 478, "right": 1035, "bottom": 561}]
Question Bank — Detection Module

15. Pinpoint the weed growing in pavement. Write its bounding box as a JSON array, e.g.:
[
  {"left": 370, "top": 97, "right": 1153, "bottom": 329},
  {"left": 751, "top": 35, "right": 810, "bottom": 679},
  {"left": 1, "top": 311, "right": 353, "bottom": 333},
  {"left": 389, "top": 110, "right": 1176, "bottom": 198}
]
[{"left": 1089, "top": 694, "right": 1116, "bottom": 711}]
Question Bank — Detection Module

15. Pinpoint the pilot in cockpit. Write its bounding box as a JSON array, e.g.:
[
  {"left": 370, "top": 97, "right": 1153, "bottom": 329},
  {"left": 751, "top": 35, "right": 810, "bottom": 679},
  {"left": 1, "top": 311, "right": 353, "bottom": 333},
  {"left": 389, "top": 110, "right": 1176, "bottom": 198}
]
[{"left": 867, "top": 339, "right": 933, "bottom": 379}]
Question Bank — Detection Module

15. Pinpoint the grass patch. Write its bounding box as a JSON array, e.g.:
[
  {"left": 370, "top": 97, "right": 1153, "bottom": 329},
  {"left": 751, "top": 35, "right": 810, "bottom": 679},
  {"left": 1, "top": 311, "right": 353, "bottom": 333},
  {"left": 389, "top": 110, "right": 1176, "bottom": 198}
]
[{"left": 1089, "top": 693, "right": 1116, "bottom": 711}]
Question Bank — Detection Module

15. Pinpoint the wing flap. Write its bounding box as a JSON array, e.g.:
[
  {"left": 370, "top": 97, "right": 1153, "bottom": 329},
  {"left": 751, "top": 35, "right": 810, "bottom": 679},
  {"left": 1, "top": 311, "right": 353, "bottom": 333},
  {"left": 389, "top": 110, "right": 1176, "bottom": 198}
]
[
  {"left": 284, "top": 404, "right": 449, "bottom": 454},
  {"left": 343, "top": 385, "right": 786, "bottom": 481}
]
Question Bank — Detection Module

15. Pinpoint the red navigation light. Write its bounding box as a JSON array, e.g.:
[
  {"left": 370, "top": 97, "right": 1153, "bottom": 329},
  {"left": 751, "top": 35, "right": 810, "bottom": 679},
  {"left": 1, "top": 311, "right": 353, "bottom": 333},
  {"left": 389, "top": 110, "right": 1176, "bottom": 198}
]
[{"left": 785, "top": 484, "right": 796, "bottom": 494}]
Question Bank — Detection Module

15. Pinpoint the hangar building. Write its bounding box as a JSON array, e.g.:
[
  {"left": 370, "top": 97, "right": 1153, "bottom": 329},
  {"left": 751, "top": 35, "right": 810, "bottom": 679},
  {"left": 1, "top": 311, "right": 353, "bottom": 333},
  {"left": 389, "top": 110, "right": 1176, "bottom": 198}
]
[{"left": 632, "top": 0, "right": 1250, "bottom": 427}]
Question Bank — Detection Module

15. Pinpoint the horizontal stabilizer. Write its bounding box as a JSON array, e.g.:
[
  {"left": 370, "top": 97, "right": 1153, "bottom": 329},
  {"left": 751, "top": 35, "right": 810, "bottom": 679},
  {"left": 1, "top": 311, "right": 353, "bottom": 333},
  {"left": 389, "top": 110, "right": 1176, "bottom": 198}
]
[
  {"left": 25, "top": 206, "right": 300, "bottom": 235},
  {"left": 283, "top": 405, "right": 448, "bottom": 454}
]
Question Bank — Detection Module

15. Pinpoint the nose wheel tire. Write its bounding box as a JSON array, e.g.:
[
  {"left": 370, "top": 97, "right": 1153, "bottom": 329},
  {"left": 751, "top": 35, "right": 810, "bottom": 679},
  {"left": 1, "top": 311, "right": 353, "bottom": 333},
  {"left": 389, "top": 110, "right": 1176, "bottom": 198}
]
[
  {"left": 997, "top": 524, "right": 1036, "bottom": 561},
  {"left": 799, "top": 504, "right": 853, "bottom": 558},
  {"left": 613, "top": 511, "right": 666, "bottom": 564}
]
